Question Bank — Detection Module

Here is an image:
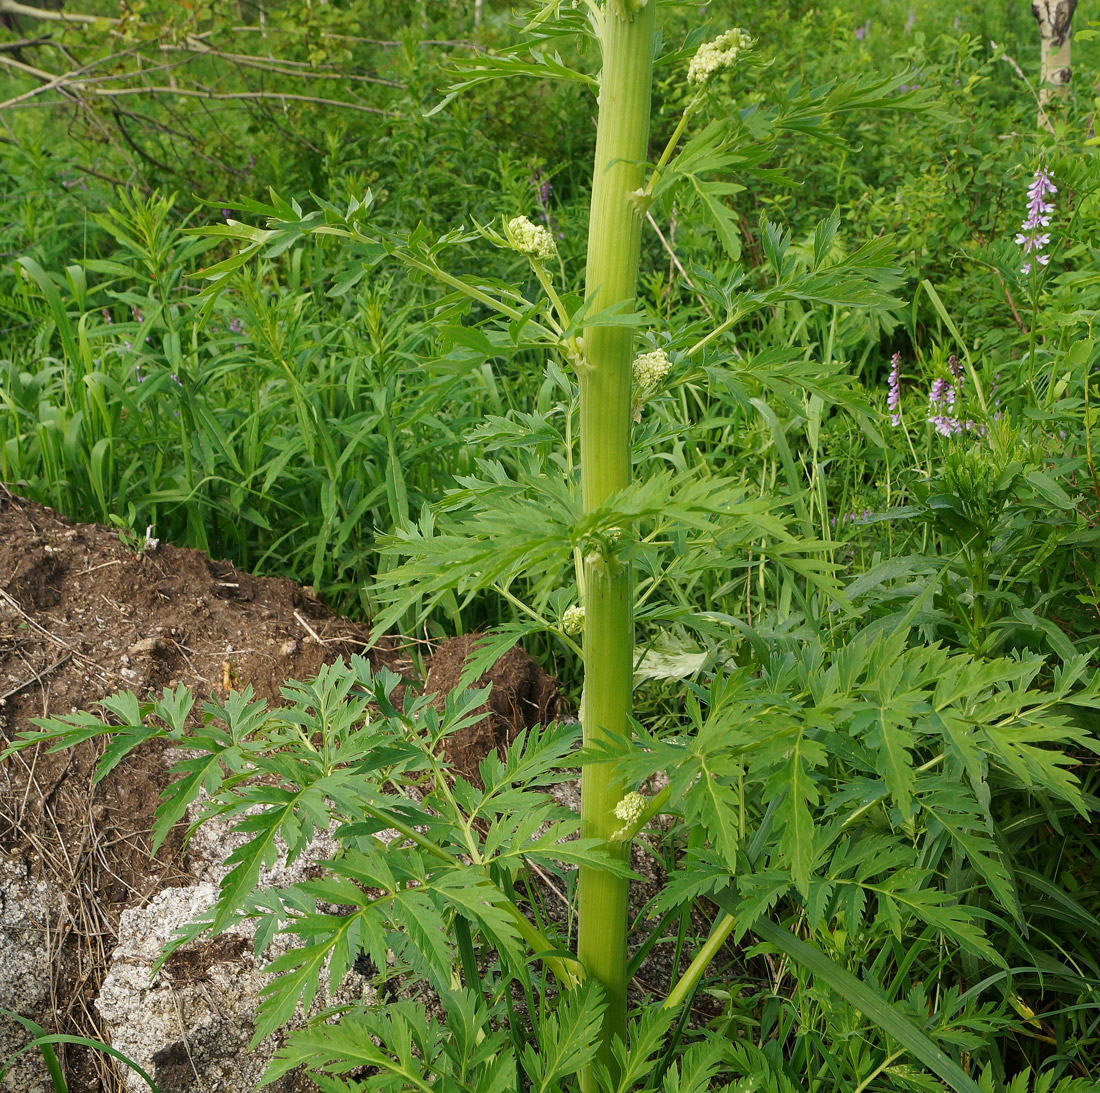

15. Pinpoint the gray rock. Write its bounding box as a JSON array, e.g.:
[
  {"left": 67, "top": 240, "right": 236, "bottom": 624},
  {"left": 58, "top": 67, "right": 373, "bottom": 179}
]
[
  {"left": 97, "top": 878, "right": 376, "bottom": 1093},
  {"left": 0, "top": 853, "right": 54, "bottom": 1093},
  {"left": 96, "top": 883, "right": 268, "bottom": 1093}
]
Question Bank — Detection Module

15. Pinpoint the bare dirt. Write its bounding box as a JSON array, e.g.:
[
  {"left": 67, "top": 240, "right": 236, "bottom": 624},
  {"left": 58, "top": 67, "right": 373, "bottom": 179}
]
[{"left": 0, "top": 488, "right": 561, "bottom": 1092}]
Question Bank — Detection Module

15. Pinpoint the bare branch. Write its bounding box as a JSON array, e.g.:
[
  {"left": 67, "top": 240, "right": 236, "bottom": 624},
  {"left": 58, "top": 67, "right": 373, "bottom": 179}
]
[
  {"left": 169, "top": 36, "right": 403, "bottom": 88},
  {"left": 0, "top": 54, "right": 398, "bottom": 117},
  {"left": 78, "top": 84, "right": 397, "bottom": 116},
  {"left": 0, "top": 0, "right": 118, "bottom": 24},
  {"left": 0, "top": 34, "right": 52, "bottom": 52}
]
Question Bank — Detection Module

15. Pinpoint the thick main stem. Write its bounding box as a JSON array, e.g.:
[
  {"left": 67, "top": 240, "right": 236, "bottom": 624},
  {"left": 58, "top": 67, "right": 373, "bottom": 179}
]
[{"left": 576, "top": 0, "right": 656, "bottom": 1084}]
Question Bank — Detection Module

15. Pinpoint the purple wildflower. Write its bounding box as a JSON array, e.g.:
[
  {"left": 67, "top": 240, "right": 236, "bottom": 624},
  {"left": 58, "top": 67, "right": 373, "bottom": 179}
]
[
  {"left": 1017, "top": 165, "right": 1057, "bottom": 275},
  {"left": 101, "top": 309, "right": 112, "bottom": 325},
  {"left": 132, "top": 306, "right": 143, "bottom": 324},
  {"left": 855, "top": 19, "right": 870, "bottom": 41},
  {"left": 926, "top": 359, "right": 984, "bottom": 437},
  {"left": 170, "top": 373, "right": 182, "bottom": 387},
  {"left": 887, "top": 352, "right": 902, "bottom": 426},
  {"left": 928, "top": 374, "right": 963, "bottom": 437},
  {"left": 229, "top": 316, "right": 244, "bottom": 334}
]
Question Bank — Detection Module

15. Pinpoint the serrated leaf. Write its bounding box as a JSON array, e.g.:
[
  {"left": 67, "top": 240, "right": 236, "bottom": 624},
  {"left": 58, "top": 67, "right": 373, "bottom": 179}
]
[
  {"left": 692, "top": 178, "right": 744, "bottom": 261},
  {"left": 521, "top": 983, "right": 604, "bottom": 1093}
]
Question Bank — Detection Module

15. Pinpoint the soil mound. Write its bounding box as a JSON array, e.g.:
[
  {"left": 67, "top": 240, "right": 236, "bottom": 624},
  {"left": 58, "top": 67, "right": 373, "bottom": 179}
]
[{"left": 0, "top": 488, "right": 560, "bottom": 1091}]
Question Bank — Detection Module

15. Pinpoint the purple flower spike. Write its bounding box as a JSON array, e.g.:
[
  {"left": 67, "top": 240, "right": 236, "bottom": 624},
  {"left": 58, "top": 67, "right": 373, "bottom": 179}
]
[
  {"left": 887, "top": 352, "right": 902, "bottom": 426},
  {"left": 926, "top": 360, "right": 981, "bottom": 437},
  {"left": 1018, "top": 164, "right": 1056, "bottom": 274}
]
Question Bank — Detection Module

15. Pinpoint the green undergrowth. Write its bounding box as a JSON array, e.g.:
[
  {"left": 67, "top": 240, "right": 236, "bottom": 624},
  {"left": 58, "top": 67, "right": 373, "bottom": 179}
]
[{"left": 1, "top": 0, "right": 1100, "bottom": 1089}]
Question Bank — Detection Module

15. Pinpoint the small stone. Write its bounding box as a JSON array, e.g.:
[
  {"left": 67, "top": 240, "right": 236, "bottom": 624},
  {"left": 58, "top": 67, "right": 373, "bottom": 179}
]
[{"left": 127, "top": 637, "right": 164, "bottom": 657}]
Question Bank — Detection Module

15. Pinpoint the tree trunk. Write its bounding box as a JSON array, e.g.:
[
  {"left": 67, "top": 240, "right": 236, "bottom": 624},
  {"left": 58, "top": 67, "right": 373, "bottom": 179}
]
[{"left": 1031, "top": 0, "right": 1077, "bottom": 109}]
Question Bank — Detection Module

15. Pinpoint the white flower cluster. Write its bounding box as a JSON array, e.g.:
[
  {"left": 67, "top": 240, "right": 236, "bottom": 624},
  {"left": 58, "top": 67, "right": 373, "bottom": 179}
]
[
  {"left": 687, "top": 28, "right": 753, "bottom": 86},
  {"left": 508, "top": 215, "right": 558, "bottom": 261},
  {"left": 562, "top": 604, "right": 585, "bottom": 635},
  {"left": 632, "top": 348, "right": 672, "bottom": 392},
  {"left": 614, "top": 791, "right": 646, "bottom": 827}
]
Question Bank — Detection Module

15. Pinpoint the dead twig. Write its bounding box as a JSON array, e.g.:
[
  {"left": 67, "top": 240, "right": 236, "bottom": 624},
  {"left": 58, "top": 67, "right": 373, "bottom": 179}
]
[
  {"left": 293, "top": 611, "right": 323, "bottom": 644},
  {"left": 0, "top": 0, "right": 117, "bottom": 24},
  {"left": 0, "top": 586, "right": 116, "bottom": 687},
  {"left": 646, "top": 209, "right": 716, "bottom": 322},
  {"left": 993, "top": 41, "right": 1057, "bottom": 136},
  {"left": 0, "top": 653, "right": 72, "bottom": 703}
]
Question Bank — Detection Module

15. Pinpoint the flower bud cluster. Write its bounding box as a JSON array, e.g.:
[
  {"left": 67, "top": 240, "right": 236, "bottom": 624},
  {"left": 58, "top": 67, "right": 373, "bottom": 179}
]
[
  {"left": 632, "top": 348, "right": 672, "bottom": 392},
  {"left": 631, "top": 348, "right": 672, "bottom": 421},
  {"left": 687, "top": 29, "right": 753, "bottom": 86},
  {"left": 508, "top": 215, "right": 558, "bottom": 261},
  {"left": 614, "top": 792, "right": 646, "bottom": 826},
  {"left": 562, "top": 604, "right": 585, "bottom": 635}
]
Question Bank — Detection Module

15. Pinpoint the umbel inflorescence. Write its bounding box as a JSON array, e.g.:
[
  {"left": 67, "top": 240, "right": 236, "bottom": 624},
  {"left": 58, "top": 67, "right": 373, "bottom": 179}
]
[
  {"left": 508, "top": 214, "right": 559, "bottom": 261},
  {"left": 687, "top": 28, "right": 753, "bottom": 86}
]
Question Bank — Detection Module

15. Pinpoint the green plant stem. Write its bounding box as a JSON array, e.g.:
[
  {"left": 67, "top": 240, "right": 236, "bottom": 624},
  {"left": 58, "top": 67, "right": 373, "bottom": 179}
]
[
  {"left": 686, "top": 301, "right": 745, "bottom": 358},
  {"left": 642, "top": 95, "right": 700, "bottom": 195},
  {"left": 663, "top": 912, "right": 737, "bottom": 1010},
  {"left": 851, "top": 1049, "right": 907, "bottom": 1093},
  {"left": 576, "top": 1, "right": 657, "bottom": 1085}
]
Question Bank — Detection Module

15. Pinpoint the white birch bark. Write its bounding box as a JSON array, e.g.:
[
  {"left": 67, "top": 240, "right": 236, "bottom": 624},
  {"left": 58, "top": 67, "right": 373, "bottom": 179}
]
[{"left": 1031, "top": 0, "right": 1077, "bottom": 108}]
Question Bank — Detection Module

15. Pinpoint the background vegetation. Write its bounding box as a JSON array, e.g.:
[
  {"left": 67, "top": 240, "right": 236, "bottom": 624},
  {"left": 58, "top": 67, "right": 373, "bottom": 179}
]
[{"left": 2, "top": 0, "right": 1100, "bottom": 1089}]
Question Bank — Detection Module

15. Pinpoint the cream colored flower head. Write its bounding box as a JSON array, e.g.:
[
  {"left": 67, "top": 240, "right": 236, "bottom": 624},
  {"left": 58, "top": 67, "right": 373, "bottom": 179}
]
[
  {"left": 508, "top": 215, "right": 558, "bottom": 261},
  {"left": 614, "top": 791, "right": 646, "bottom": 826},
  {"left": 687, "top": 28, "right": 753, "bottom": 86},
  {"left": 562, "top": 603, "right": 585, "bottom": 635},
  {"left": 632, "top": 348, "right": 672, "bottom": 392}
]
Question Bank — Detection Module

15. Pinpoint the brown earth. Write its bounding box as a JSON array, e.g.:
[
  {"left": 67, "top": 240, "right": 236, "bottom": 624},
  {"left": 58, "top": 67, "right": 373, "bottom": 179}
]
[{"left": 0, "top": 487, "right": 561, "bottom": 1092}]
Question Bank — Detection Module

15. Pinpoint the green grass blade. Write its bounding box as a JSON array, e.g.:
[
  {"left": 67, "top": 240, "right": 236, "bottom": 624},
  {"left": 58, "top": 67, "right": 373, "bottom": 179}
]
[
  {"left": 710, "top": 899, "right": 984, "bottom": 1093},
  {"left": 918, "top": 279, "right": 987, "bottom": 413},
  {"left": 0, "top": 1009, "right": 67, "bottom": 1092}
]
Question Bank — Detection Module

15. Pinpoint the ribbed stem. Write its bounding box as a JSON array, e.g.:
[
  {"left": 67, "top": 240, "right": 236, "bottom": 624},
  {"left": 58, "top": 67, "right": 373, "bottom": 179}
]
[{"left": 576, "top": 1, "right": 656, "bottom": 1086}]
